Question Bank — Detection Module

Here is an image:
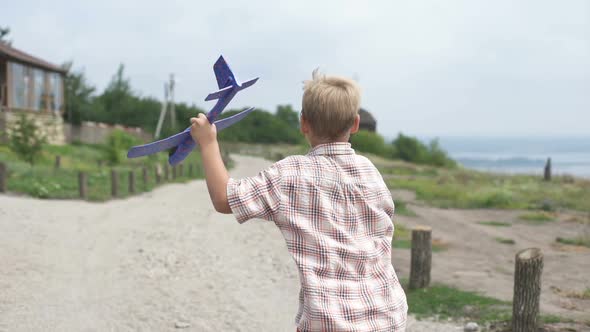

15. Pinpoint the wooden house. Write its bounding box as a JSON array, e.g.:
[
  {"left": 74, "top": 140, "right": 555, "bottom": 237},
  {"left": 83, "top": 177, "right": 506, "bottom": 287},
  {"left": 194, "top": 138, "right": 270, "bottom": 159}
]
[
  {"left": 359, "top": 108, "right": 376, "bottom": 132},
  {"left": 0, "top": 42, "right": 67, "bottom": 144}
]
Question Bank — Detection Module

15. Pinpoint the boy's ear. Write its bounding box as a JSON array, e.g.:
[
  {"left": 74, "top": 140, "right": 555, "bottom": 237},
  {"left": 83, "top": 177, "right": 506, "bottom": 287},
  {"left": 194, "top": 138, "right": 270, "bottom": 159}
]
[
  {"left": 300, "top": 115, "right": 310, "bottom": 135},
  {"left": 350, "top": 114, "right": 360, "bottom": 134}
]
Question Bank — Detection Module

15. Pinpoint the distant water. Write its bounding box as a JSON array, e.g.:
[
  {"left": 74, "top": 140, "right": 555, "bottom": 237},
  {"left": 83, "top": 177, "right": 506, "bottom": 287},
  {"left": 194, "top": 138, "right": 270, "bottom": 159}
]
[{"left": 434, "top": 137, "right": 590, "bottom": 178}]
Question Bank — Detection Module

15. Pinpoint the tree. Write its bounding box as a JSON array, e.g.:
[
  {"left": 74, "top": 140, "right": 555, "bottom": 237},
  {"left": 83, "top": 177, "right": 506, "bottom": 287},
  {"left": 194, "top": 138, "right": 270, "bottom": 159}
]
[
  {"left": 276, "top": 105, "right": 299, "bottom": 129},
  {"left": 0, "top": 26, "right": 11, "bottom": 45},
  {"left": 62, "top": 62, "right": 97, "bottom": 125},
  {"left": 99, "top": 64, "right": 134, "bottom": 125},
  {"left": 8, "top": 114, "right": 47, "bottom": 165}
]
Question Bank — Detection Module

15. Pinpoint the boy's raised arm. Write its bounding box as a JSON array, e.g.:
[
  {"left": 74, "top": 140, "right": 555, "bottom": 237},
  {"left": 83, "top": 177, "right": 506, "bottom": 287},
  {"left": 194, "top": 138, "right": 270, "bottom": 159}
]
[{"left": 190, "top": 114, "right": 232, "bottom": 214}]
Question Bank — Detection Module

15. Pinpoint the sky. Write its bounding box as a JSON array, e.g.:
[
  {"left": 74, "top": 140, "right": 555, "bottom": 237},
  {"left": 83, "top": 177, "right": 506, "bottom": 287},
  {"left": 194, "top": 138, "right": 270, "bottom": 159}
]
[{"left": 4, "top": 0, "right": 589, "bottom": 138}]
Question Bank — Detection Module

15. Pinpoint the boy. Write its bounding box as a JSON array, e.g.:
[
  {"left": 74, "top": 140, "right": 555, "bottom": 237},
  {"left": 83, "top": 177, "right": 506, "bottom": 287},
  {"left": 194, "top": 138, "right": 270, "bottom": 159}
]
[{"left": 190, "top": 70, "right": 408, "bottom": 331}]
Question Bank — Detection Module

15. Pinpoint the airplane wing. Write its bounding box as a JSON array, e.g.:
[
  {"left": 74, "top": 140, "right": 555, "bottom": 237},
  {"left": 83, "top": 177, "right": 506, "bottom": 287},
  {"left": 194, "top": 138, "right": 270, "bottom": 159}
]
[
  {"left": 127, "top": 128, "right": 190, "bottom": 158},
  {"left": 204, "top": 85, "right": 233, "bottom": 101},
  {"left": 213, "top": 55, "right": 236, "bottom": 89}
]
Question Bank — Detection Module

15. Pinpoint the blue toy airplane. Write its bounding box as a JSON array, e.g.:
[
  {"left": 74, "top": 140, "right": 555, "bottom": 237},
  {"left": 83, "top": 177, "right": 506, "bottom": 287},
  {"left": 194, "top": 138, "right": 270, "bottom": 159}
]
[{"left": 127, "top": 56, "right": 258, "bottom": 165}]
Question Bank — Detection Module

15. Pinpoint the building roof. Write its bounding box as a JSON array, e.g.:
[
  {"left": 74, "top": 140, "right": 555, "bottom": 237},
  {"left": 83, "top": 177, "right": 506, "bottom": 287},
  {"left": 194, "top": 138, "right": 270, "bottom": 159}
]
[
  {"left": 359, "top": 108, "right": 376, "bottom": 125},
  {"left": 0, "top": 42, "right": 66, "bottom": 74}
]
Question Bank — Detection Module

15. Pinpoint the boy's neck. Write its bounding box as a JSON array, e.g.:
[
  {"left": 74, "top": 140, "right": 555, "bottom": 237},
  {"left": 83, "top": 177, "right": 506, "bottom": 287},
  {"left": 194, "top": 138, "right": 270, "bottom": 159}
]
[{"left": 308, "top": 134, "right": 351, "bottom": 148}]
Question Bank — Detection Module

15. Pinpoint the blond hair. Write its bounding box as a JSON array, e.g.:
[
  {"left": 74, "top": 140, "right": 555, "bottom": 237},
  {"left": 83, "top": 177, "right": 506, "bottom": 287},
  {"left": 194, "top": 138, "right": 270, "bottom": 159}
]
[{"left": 302, "top": 69, "right": 361, "bottom": 140}]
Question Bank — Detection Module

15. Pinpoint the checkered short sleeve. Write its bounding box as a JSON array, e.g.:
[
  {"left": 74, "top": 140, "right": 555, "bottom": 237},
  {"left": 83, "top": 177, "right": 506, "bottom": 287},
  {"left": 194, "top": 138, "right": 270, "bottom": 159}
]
[{"left": 226, "top": 163, "right": 283, "bottom": 223}]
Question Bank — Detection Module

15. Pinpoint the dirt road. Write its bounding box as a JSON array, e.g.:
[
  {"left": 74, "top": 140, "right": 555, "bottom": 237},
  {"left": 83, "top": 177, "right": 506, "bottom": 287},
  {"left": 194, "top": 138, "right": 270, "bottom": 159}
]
[{"left": 1, "top": 154, "right": 586, "bottom": 331}]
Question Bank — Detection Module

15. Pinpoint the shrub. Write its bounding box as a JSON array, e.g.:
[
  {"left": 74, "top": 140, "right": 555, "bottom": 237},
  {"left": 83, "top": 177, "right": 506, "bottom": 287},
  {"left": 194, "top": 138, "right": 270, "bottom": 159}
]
[
  {"left": 8, "top": 114, "right": 47, "bottom": 165},
  {"left": 391, "top": 133, "right": 456, "bottom": 168},
  {"left": 350, "top": 130, "right": 389, "bottom": 157},
  {"left": 104, "top": 129, "right": 142, "bottom": 164}
]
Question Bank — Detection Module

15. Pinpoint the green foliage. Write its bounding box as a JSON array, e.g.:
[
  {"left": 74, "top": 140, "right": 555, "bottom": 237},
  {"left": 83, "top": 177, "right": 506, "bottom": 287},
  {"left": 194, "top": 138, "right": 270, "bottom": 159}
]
[
  {"left": 104, "top": 130, "right": 142, "bottom": 165},
  {"left": 393, "top": 200, "right": 416, "bottom": 217},
  {"left": 8, "top": 114, "right": 47, "bottom": 165},
  {"left": 555, "top": 236, "right": 590, "bottom": 248},
  {"left": 391, "top": 133, "right": 456, "bottom": 167},
  {"left": 350, "top": 130, "right": 390, "bottom": 157},
  {"left": 62, "top": 62, "right": 97, "bottom": 125},
  {"left": 217, "top": 109, "right": 304, "bottom": 144},
  {"left": 0, "top": 26, "right": 11, "bottom": 44}
]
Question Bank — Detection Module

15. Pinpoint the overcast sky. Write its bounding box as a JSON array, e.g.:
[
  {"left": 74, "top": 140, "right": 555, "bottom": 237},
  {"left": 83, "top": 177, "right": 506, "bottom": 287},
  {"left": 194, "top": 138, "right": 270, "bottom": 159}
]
[{"left": 4, "top": 0, "right": 589, "bottom": 138}]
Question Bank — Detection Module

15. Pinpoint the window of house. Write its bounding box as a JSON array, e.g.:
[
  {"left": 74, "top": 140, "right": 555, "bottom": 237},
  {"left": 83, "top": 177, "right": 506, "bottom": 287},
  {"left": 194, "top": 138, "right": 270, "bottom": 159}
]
[
  {"left": 10, "top": 62, "right": 29, "bottom": 109},
  {"left": 32, "top": 68, "right": 45, "bottom": 111},
  {"left": 48, "top": 72, "right": 63, "bottom": 112}
]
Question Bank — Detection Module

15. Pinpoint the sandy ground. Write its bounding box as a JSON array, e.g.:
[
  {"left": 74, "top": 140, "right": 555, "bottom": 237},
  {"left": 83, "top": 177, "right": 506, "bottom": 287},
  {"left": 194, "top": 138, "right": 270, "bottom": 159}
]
[{"left": 0, "top": 155, "right": 588, "bottom": 331}]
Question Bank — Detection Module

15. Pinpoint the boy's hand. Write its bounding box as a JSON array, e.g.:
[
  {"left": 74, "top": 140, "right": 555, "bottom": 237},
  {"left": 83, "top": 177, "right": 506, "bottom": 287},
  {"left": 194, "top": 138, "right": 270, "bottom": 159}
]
[{"left": 190, "top": 113, "right": 217, "bottom": 146}]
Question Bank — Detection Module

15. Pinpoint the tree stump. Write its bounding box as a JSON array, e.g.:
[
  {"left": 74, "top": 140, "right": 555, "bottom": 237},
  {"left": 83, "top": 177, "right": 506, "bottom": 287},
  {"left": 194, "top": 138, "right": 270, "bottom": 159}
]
[
  {"left": 78, "top": 172, "right": 88, "bottom": 199},
  {"left": 543, "top": 158, "right": 551, "bottom": 181},
  {"left": 0, "top": 162, "right": 6, "bottom": 193},
  {"left": 142, "top": 167, "right": 148, "bottom": 188},
  {"left": 409, "top": 226, "right": 432, "bottom": 290},
  {"left": 128, "top": 170, "right": 135, "bottom": 194},
  {"left": 55, "top": 155, "right": 61, "bottom": 169},
  {"left": 111, "top": 170, "right": 119, "bottom": 198},
  {"left": 512, "top": 248, "right": 543, "bottom": 332}
]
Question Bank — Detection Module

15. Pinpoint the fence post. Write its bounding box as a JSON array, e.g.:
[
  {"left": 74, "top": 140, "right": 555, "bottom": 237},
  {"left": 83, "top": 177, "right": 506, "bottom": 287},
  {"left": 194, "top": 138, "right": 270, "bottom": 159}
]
[
  {"left": 512, "top": 248, "right": 543, "bottom": 332},
  {"left": 128, "top": 170, "right": 135, "bottom": 194},
  {"left": 164, "top": 164, "right": 170, "bottom": 181},
  {"left": 409, "top": 226, "right": 432, "bottom": 290},
  {"left": 142, "top": 166, "right": 148, "bottom": 188},
  {"left": 172, "top": 165, "right": 177, "bottom": 180},
  {"left": 111, "top": 169, "right": 119, "bottom": 198},
  {"left": 189, "top": 164, "right": 193, "bottom": 178},
  {"left": 78, "top": 172, "right": 87, "bottom": 199},
  {"left": 544, "top": 158, "right": 551, "bottom": 181},
  {"left": 155, "top": 164, "right": 162, "bottom": 184},
  {"left": 0, "top": 162, "right": 7, "bottom": 193},
  {"left": 55, "top": 155, "right": 61, "bottom": 169},
  {"left": 179, "top": 164, "right": 184, "bottom": 177}
]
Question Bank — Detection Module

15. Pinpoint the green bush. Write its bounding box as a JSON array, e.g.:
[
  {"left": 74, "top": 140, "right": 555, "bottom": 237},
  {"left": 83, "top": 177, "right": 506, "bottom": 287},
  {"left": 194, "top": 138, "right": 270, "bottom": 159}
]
[
  {"left": 391, "top": 133, "right": 456, "bottom": 167},
  {"left": 7, "top": 114, "right": 47, "bottom": 165},
  {"left": 104, "top": 129, "right": 142, "bottom": 165},
  {"left": 350, "top": 130, "right": 390, "bottom": 157}
]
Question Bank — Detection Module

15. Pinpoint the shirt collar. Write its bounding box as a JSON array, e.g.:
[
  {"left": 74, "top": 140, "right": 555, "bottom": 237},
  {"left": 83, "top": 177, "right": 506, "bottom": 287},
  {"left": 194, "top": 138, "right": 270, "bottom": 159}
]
[{"left": 307, "top": 142, "right": 355, "bottom": 156}]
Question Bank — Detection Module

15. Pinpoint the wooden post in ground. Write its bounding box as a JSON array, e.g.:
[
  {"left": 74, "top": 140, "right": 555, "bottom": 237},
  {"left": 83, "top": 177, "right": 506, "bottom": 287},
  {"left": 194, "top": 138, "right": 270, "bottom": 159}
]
[
  {"left": 142, "top": 167, "right": 148, "bottom": 188},
  {"left": 155, "top": 165, "right": 162, "bottom": 184},
  {"left": 172, "top": 165, "right": 177, "bottom": 179},
  {"left": 78, "top": 172, "right": 87, "bottom": 199},
  {"left": 164, "top": 164, "right": 170, "bottom": 181},
  {"left": 189, "top": 164, "right": 193, "bottom": 178},
  {"left": 179, "top": 164, "right": 184, "bottom": 177},
  {"left": 544, "top": 158, "right": 551, "bottom": 181},
  {"left": 0, "top": 162, "right": 6, "bottom": 193},
  {"left": 512, "top": 248, "right": 543, "bottom": 332},
  {"left": 128, "top": 170, "right": 135, "bottom": 194},
  {"left": 111, "top": 170, "right": 119, "bottom": 198},
  {"left": 409, "top": 226, "right": 432, "bottom": 290},
  {"left": 55, "top": 155, "right": 61, "bottom": 169}
]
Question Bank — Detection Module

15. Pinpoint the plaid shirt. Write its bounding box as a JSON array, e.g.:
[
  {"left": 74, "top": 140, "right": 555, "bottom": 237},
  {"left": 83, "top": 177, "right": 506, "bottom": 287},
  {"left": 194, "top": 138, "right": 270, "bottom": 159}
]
[{"left": 226, "top": 142, "right": 408, "bottom": 332}]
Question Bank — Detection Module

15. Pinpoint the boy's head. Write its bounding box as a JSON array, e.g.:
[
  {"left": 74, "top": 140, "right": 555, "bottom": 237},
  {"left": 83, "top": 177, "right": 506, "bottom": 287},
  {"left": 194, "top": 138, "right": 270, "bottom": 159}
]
[{"left": 301, "top": 69, "right": 361, "bottom": 144}]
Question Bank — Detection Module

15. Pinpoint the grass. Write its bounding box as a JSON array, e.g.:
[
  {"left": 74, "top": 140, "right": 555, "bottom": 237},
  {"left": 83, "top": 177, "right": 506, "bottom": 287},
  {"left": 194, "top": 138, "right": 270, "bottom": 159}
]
[
  {"left": 478, "top": 221, "right": 511, "bottom": 227},
  {"left": 383, "top": 166, "right": 590, "bottom": 213},
  {"left": 518, "top": 211, "right": 556, "bottom": 224},
  {"left": 404, "top": 281, "right": 570, "bottom": 325},
  {"left": 0, "top": 142, "right": 215, "bottom": 201},
  {"left": 495, "top": 237, "right": 516, "bottom": 245},
  {"left": 404, "top": 281, "right": 511, "bottom": 323},
  {"left": 556, "top": 236, "right": 590, "bottom": 248},
  {"left": 394, "top": 200, "right": 417, "bottom": 217},
  {"left": 393, "top": 224, "right": 446, "bottom": 252}
]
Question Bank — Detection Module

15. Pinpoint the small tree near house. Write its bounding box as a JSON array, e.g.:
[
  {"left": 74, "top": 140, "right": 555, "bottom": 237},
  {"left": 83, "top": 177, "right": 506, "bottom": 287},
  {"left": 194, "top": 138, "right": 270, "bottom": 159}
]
[{"left": 8, "top": 114, "right": 47, "bottom": 165}]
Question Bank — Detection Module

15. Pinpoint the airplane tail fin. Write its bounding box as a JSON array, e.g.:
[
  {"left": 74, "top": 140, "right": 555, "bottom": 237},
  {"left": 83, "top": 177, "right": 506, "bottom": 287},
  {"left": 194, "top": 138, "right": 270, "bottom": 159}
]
[
  {"left": 238, "top": 77, "right": 259, "bottom": 91},
  {"left": 213, "top": 56, "right": 236, "bottom": 89}
]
